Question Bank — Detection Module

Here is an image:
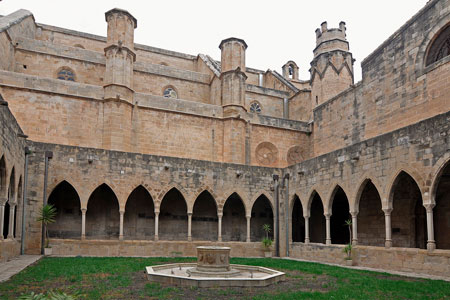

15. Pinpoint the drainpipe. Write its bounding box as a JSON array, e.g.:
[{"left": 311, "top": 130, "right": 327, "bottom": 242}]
[
  {"left": 20, "top": 145, "right": 30, "bottom": 255},
  {"left": 283, "top": 98, "right": 289, "bottom": 119},
  {"left": 284, "top": 173, "right": 290, "bottom": 257},
  {"left": 41, "top": 151, "right": 53, "bottom": 254},
  {"left": 273, "top": 174, "right": 280, "bottom": 257}
]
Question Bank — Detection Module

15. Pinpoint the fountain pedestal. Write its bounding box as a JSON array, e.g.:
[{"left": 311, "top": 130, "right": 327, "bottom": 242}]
[{"left": 187, "top": 246, "right": 241, "bottom": 278}]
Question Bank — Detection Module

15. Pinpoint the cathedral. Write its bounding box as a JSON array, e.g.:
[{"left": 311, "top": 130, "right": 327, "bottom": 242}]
[{"left": 0, "top": 0, "right": 449, "bottom": 279}]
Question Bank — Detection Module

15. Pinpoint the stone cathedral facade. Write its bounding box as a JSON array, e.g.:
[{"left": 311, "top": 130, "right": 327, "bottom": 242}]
[{"left": 0, "top": 0, "right": 449, "bottom": 278}]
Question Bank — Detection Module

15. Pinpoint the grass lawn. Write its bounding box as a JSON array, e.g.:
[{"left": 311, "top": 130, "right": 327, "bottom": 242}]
[{"left": 0, "top": 257, "right": 449, "bottom": 300}]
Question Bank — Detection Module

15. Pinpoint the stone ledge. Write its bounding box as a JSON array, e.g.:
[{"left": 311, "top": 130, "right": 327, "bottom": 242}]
[{"left": 246, "top": 84, "right": 290, "bottom": 98}]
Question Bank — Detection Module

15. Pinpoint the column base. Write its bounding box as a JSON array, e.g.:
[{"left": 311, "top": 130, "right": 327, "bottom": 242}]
[
  {"left": 119, "top": 235, "right": 123, "bottom": 241},
  {"left": 246, "top": 238, "right": 250, "bottom": 243},
  {"left": 385, "top": 240, "right": 392, "bottom": 248},
  {"left": 7, "top": 235, "right": 13, "bottom": 240},
  {"left": 427, "top": 241, "right": 436, "bottom": 251},
  {"left": 188, "top": 236, "right": 192, "bottom": 242},
  {"left": 326, "top": 239, "right": 331, "bottom": 245},
  {"left": 81, "top": 235, "right": 85, "bottom": 241},
  {"left": 154, "top": 236, "right": 159, "bottom": 242},
  {"left": 218, "top": 237, "right": 222, "bottom": 242},
  {"left": 352, "top": 239, "right": 358, "bottom": 246},
  {"left": 304, "top": 238, "right": 310, "bottom": 244}
]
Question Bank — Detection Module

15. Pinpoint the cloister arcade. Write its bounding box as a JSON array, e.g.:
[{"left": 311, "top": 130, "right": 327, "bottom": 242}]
[
  {"left": 16, "top": 156, "right": 447, "bottom": 253},
  {"left": 0, "top": 155, "right": 23, "bottom": 242}
]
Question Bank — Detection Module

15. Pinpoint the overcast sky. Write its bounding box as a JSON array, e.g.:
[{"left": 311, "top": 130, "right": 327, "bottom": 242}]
[{"left": 1, "top": 0, "right": 428, "bottom": 81}]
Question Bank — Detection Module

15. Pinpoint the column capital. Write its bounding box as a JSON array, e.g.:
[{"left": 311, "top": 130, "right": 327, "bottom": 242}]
[
  {"left": 0, "top": 197, "right": 7, "bottom": 205},
  {"left": 324, "top": 213, "right": 331, "bottom": 218},
  {"left": 217, "top": 212, "right": 223, "bottom": 218},
  {"left": 382, "top": 208, "right": 393, "bottom": 215},
  {"left": 424, "top": 203, "right": 435, "bottom": 212},
  {"left": 81, "top": 208, "right": 87, "bottom": 213},
  {"left": 350, "top": 211, "right": 359, "bottom": 217},
  {"left": 246, "top": 214, "right": 251, "bottom": 219},
  {"left": 119, "top": 209, "right": 125, "bottom": 215},
  {"left": 187, "top": 212, "right": 193, "bottom": 217}
]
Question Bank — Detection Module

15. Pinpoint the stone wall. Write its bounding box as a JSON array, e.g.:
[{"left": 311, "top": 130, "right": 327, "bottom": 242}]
[
  {"left": 290, "top": 243, "right": 450, "bottom": 278},
  {"left": 313, "top": 0, "right": 450, "bottom": 156},
  {"left": 0, "top": 97, "right": 26, "bottom": 262},
  {"left": 50, "top": 239, "right": 264, "bottom": 258}
]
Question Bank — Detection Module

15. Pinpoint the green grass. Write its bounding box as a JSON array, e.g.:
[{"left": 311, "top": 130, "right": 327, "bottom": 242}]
[{"left": 0, "top": 257, "right": 448, "bottom": 300}]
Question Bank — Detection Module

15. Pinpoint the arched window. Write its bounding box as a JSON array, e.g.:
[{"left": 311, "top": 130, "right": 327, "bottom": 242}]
[
  {"left": 426, "top": 25, "right": 450, "bottom": 66},
  {"left": 249, "top": 102, "right": 262, "bottom": 114},
  {"left": 163, "top": 87, "right": 177, "bottom": 99},
  {"left": 57, "top": 68, "right": 75, "bottom": 81}
]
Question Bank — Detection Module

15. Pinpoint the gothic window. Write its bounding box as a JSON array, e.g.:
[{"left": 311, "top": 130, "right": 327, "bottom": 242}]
[
  {"left": 163, "top": 87, "right": 177, "bottom": 99},
  {"left": 57, "top": 68, "right": 75, "bottom": 81},
  {"left": 426, "top": 25, "right": 450, "bottom": 66},
  {"left": 249, "top": 102, "right": 262, "bottom": 114}
]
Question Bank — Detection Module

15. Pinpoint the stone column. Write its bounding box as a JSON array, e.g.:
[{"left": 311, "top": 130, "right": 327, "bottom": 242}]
[
  {"left": 424, "top": 204, "right": 436, "bottom": 251},
  {"left": 304, "top": 216, "right": 310, "bottom": 243},
  {"left": 119, "top": 210, "right": 124, "bottom": 240},
  {"left": 7, "top": 204, "right": 15, "bottom": 239},
  {"left": 81, "top": 208, "right": 86, "bottom": 240},
  {"left": 246, "top": 215, "right": 251, "bottom": 242},
  {"left": 187, "top": 212, "right": 192, "bottom": 242},
  {"left": 0, "top": 202, "right": 5, "bottom": 240},
  {"left": 351, "top": 211, "right": 358, "bottom": 245},
  {"left": 217, "top": 212, "right": 223, "bottom": 242},
  {"left": 154, "top": 208, "right": 159, "bottom": 241},
  {"left": 383, "top": 208, "right": 392, "bottom": 248},
  {"left": 325, "top": 213, "right": 331, "bottom": 245}
]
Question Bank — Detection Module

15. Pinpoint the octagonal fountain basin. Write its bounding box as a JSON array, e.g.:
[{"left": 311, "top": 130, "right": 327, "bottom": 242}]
[{"left": 146, "top": 246, "right": 285, "bottom": 288}]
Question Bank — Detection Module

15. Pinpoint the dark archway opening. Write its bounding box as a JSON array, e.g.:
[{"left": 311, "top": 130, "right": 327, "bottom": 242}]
[
  {"left": 159, "top": 188, "right": 187, "bottom": 240},
  {"left": 192, "top": 191, "right": 217, "bottom": 241},
  {"left": 222, "top": 193, "right": 246, "bottom": 242},
  {"left": 48, "top": 181, "right": 81, "bottom": 238},
  {"left": 330, "top": 187, "right": 350, "bottom": 244},
  {"left": 434, "top": 162, "right": 450, "bottom": 249},
  {"left": 310, "top": 193, "right": 325, "bottom": 243},
  {"left": 3, "top": 202, "right": 9, "bottom": 239},
  {"left": 86, "top": 184, "right": 119, "bottom": 239},
  {"left": 292, "top": 195, "right": 305, "bottom": 242},
  {"left": 391, "top": 172, "right": 426, "bottom": 248},
  {"left": 357, "top": 180, "right": 384, "bottom": 246},
  {"left": 251, "top": 195, "right": 274, "bottom": 242},
  {"left": 124, "top": 186, "right": 154, "bottom": 240}
]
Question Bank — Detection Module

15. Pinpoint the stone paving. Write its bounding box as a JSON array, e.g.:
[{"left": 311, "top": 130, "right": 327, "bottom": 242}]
[{"left": 0, "top": 255, "right": 42, "bottom": 283}]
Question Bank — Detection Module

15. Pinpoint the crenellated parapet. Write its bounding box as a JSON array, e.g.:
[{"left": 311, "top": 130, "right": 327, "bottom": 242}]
[{"left": 310, "top": 21, "right": 354, "bottom": 106}]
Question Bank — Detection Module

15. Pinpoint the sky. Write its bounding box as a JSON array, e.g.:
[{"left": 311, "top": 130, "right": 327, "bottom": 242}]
[{"left": 1, "top": 0, "right": 428, "bottom": 82}]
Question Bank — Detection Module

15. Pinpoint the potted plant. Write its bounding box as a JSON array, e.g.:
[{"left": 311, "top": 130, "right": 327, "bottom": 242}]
[
  {"left": 262, "top": 224, "right": 273, "bottom": 258},
  {"left": 37, "top": 203, "right": 57, "bottom": 255},
  {"left": 343, "top": 219, "right": 353, "bottom": 266}
]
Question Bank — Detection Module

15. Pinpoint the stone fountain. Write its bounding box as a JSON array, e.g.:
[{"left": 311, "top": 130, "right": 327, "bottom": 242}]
[{"left": 146, "top": 246, "right": 284, "bottom": 287}]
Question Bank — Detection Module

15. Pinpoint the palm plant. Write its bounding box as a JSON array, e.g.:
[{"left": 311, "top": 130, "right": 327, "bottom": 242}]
[
  {"left": 262, "top": 224, "right": 273, "bottom": 249},
  {"left": 343, "top": 219, "right": 352, "bottom": 259},
  {"left": 36, "top": 204, "right": 57, "bottom": 248}
]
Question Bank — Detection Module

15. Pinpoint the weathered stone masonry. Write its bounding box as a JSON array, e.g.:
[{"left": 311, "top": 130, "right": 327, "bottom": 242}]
[{"left": 0, "top": 0, "right": 449, "bottom": 280}]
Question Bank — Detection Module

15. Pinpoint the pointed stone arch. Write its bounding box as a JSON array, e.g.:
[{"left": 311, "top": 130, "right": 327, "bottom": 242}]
[
  {"left": 192, "top": 190, "right": 218, "bottom": 241},
  {"left": 386, "top": 166, "right": 426, "bottom": 208},
  {"left": 388, "top": 170, "right": 426, "bottom": 249},
  {"left": 429, "top": 155, "right": 450, "bottom": 249},
  {"left": 291, "top": 193, "right": 305, "bottom": 243},
  {"left": 307, "top": 189, "right": 325, "bottom": 244},
  {"left": 222, "top": 192, "right": 247, "bottom": 242},
  {"left": 251, "top": 194, "right": 274, "bottom": 242},
  {"left": 124, "top": 185, "right": 155, "bottom": 240},
  {"left": 157, "top": 185, "right": 190, "bottom": 212},
  {"left": 47, "top": 180, "right": 82, "bottom": 239},
  {"left": 355, "top": 177, "right": 385, "bottom": 247},
  {"left": 352, "top": 175, "right": 384, "bottom": 213},
  {"left": 0, "top": 155, "right": 6, "bottom": 199},
  {"left": 86, "top": 183, "right": 120, "bottom": 239},
  {"left": 159, "top": 187, "right": 188, "bottom": 240},
  {"left": 328, "top": 185, "right": 350, "bottom": 244}
]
